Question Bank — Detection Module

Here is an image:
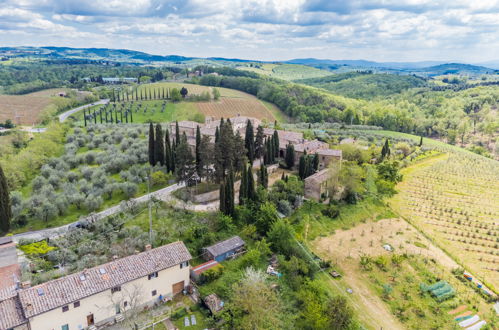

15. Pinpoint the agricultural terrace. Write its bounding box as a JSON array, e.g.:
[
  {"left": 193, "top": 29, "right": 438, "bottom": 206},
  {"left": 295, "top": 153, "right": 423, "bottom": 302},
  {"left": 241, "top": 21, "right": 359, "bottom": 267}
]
[
  {"left": 313, "top": 218, "right": 496, "bottom": 329},
  {"left": 389, "top": 152, "right": 499, "bottom": 292},
  {"left": 77, "top": 82, "right": 285, "bottom": 125},
  {"left": 238, "top": 63, "right": 333, "bottom": 81},
  {"left": 9, "top": 124, "right": 173, "bottom": 233},
  {"left": 0, "top": 88, "right": 95, "bottom": 125}
]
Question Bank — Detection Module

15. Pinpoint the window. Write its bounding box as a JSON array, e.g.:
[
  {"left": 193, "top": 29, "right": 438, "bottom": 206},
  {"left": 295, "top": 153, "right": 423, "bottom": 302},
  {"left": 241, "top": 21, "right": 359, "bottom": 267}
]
[
  {"left": 148, "top": 272, "right": 158, "bottom": 280},
  {"left": 61, "top": 325, "right": 69, "bottom": 330},
  {"left": 74, "top": 301, "right": 80, "bottom": 308},
  {"left": 180, "top": 261, "right": 189, "bottom": 269},
  {"left": 79, "top": 274, "right": 86, "bottom": 281},
  {"left": 62, "top": 305, "right": 69, "bottom": 312},
  {"left": 99, "top": 268, "right": 106, "bottom": 274},
  {"left": 111, "top": 286, "right": 121, "bottom": 293},
  {"left": 152, "top": 290, "right": 157, "bottom": 296},
  {"left": 124, "top": 301, "right": 128, "bottom": 307},
  {"left": 37, "top": 288, "right": 44, "bottom": 296}
]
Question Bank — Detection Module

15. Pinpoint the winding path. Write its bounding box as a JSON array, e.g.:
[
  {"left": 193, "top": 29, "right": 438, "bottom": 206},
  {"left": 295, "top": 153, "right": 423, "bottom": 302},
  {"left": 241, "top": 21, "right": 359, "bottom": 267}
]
[
  {"left": 12, "top": 183, "right": 184, "bottom": 242},
  {"left": 58, "top": 99, "right": 109, "bottom": 122}
]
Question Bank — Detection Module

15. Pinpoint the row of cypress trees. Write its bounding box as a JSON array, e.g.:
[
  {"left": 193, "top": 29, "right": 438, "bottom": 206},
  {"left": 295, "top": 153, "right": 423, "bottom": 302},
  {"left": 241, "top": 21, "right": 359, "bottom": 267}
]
[
  {"left": 148, "top": 122, "right": 176, "bottom": 173},
  {"left": 298, "top": 152, "right": 319, "bottom": 180}
]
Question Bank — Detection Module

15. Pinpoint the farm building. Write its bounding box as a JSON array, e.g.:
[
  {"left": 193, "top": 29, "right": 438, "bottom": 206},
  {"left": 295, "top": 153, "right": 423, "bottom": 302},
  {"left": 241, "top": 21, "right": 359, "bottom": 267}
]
[
  {"left": 203, "top": 236, "right": 245, "bottom": 262},
  {"left": 190, "top": 260, "right": 220, "bottom": 282},
  {"left": 304, "top": 168, "right": 333, "bottom": 201},
  {"left": 0, "top": 242, "right": 191, "bottom": 330}
]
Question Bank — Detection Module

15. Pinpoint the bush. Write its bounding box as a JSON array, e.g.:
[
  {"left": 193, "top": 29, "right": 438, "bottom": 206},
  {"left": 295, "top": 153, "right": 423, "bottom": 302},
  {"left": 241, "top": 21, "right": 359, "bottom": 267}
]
[{"left": 321, "top": 205, "right": 340, "bottom": 218}]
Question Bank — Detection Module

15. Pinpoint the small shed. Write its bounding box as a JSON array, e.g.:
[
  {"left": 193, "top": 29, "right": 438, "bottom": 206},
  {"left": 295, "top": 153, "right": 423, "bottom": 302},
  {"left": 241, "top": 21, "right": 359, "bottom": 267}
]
[
  {"left": 190, "top": 260, "right": 220, "bottom": 282},
  {"left": 203, "top": 236, "right": 245, "bottom": 262}
]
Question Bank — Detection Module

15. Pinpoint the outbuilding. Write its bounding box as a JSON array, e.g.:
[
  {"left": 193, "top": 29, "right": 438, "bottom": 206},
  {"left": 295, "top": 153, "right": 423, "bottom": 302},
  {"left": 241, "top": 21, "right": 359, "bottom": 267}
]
[{"left": 203, "top": 236, "right": 245, "bottom": 262}]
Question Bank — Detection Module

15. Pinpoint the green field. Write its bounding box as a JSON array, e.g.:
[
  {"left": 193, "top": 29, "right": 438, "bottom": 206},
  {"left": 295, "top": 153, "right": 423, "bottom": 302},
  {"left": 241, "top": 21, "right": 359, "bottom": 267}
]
[{"left": 238, "top": 63, "right": 333, "bottom": 81}]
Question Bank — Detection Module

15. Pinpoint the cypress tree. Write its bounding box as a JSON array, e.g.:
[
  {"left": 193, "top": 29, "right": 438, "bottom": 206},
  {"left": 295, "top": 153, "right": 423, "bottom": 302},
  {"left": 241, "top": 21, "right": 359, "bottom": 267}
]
[
  {"left": 255, "top": 125, "right": 264, "bottom": 158},
  {"left": 247, "top": 165, "right": 256, "bottom": 201},
  {"left": 130, "top": 108, "right": 133, "bottom": 123},
  {"left": 258, "top": 165, "right": 268, "bottom": 188},
  {"left": 83, "top": 109, "right": 87, "bottom": 127},
  {"left": 0, "top": 164, "right": 11, "bottom": 233},
  {"left": 273, "top": 130, "right": 279, "bottom": 158},
  {"left": 419, "top": 136, "right": 423, "bottom": 147},
  {"left": 299, "top": 155, "right": 306, "bottom": 179},
  {"left": 239, "top": 164, "right": 248, "bottom": 205},
  {"left": 313, "top": 153, "right": 319, "bottom": 172},
  {"left": 148, "top": 122, "right": 155, "bottom": 166},
  {"left": 215, "top": 126, "right": 220, "bottom": 143},
  {"left": 219, "top": 181, "right": 226, "bottom": 214},
  {"left": 244, "top": 119, "right": 255, "bottom": 163},
  {"left": 175, "top": 121, "right": 180, "bottom": 146},
  {"left": 226, "top": 169, "right": 235, "bottom": 216},
  {"left": 195, "top": 126, "right": 202, "bottom": 174},
  {"left": 154, "top": 124, "right": 165, "bottom": 166},
  {"left": 154, "top": 89, "right": 157, "bottom": 100},
  {"left": 120, "top": 110, "right": 123, "bottom": 123},
  {"left": 285, "top": 144, "right": 295, "bottom": 169},
  {"left": 165, "top": 129, "right": 172, "bottom": 172}
]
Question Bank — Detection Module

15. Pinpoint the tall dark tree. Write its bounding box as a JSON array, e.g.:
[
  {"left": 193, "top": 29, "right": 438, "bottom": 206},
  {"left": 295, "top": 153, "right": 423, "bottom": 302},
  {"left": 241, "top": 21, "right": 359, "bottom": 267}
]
[
  {"left": 258, "top": 164, "right": 268, "bottom": 188},
  {"left": 381, "top": 139, "right": 391, "bottom": 159},
  {"left": 175, "top": 132, "right": 195, "bottom": 183},
  {"left": 219, "top": 181, "right": 226, "bottom": 214},
  {"left": 273, "top": 130, "right": 279, "bottom": 158},
  {"left": 244, "top": 119, "right": 255, "bottom": 163},
  {"left": 180, "top": 87, "right": 188, "bottom": 98},
  {"left": 247, "top": 165, "right": 256, "bottom": 201},
  {"left": 239, "top": 164, "right": 248, "bottom": 205},
  {"left": 285, "top": 144, "right": 295, "bottom": 169},
  {"left": 148, "top": 122, "right": 155, "bottom": 166},
  {"left": 154, "top": 124, "right": 165, "bottom": 166},
  {"left": 419, "top": 136, "right": 423, "bottom": 147},
  {"left": 225, "top": 169, "right": 235, "bottom": 216},
  {"left": 165, "top": 129, "right": 173, "bottom": 172},
  {"left": 298, "top": 155, "right": 306, "bottom": 179},
  {"left": 255, "top": 125, "right": 265, "bottom": 159},
  {"left": 0, "top": 164, "right": 11, "bottom": 233},
  {"left": 312, "top": 153, "right": 319, "bottom": 172},
  {"left": 214, "top": 119, "right": 234, "bottom": 182},
  {"left": 195, "top": 125, "right": 202, "bottom": 174},
  {"left": 198, "top": 134, "right": 214, "bottom": 180},
  {"left": 215, "top": 126, "right": 220, "bottom": 143},
  {"left": 83, "top": 109, "right": 87, "bottom": 127}
]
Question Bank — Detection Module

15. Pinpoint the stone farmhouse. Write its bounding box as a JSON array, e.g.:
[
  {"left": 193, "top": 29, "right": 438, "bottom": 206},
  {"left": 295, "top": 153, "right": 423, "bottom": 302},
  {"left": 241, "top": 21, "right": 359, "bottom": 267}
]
[
  {"left": 304, "top": 168, "right": 334, "bottom": 201},
  {"left": 0, "top": 242, "right": 191, "bottom": 330},
  {"left": 169, "top": 115, "right": 342, "bottom": 170}
]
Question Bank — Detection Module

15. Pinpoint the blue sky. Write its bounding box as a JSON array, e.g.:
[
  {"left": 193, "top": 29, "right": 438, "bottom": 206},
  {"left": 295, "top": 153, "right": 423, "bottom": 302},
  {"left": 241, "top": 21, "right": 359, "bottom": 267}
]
[{"left": 0, "top": 0, "right": 498, "bottom": 62}]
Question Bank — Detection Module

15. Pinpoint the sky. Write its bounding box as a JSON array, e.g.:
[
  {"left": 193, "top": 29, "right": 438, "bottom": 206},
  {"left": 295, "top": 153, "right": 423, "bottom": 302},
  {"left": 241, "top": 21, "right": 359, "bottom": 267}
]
[{"left": 0, "top": 0, "right": 499, "bottom": 63}]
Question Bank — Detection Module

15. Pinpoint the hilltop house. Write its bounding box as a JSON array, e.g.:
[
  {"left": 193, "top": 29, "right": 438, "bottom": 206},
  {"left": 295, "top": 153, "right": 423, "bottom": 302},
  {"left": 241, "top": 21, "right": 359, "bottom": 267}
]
[
  {"left": 304, "top": 168, "right": 334, "bottom": 201},
  {"left": 0, "top": 242, "right": 191, "bottom": 330},
  {"left": 203, "top": 236, "right": 245, "bottom": 262}
]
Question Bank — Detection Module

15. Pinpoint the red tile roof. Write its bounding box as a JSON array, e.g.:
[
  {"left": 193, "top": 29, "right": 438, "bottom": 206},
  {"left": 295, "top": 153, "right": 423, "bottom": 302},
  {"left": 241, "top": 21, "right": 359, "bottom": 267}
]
[
  {"left": 191, "top": 260, "right": 220, "bottom": 275},
  {"left": 18, "top": 241, "right": 191, "bottom": 318},
  {"left": 0, "top": 294, "right": 26, "bottom": 329}
]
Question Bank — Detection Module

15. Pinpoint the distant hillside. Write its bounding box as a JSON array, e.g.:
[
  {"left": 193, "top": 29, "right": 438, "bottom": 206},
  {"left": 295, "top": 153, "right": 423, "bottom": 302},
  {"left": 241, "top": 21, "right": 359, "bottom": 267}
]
[
  {"left": 413, "top": 63, "right": 497, "bottom": 76},
  {"left": 238, "top": 63, "right": 333, "bottom": 81},
  {"left": 296, "top": 72, "right": 427, "bottom": 99}
]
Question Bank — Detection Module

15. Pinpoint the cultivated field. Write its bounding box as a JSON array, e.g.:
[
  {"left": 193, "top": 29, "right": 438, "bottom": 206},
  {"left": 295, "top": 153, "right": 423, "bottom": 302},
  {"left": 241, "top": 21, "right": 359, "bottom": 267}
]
[
  {"left": 312, "top": 218, "right": 495, "bottom": 329},
  {"left": 389, "top": 152, "right": 499, "bottom": 292},
  {"left": 91, "top": 82, "right": 286, "bottom": 124},
  {"left": 0, "top": 88, "right": 90, "bottom": 125},
  {"left": 238, "top": 63, "right": 333, "bottom": 81}
]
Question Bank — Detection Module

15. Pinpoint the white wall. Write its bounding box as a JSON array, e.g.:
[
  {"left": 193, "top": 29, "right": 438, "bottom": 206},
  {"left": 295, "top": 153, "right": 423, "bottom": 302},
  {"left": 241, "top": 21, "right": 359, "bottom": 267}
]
[{"left": 28, "top": 264, "right": 189, "bottom": 330}]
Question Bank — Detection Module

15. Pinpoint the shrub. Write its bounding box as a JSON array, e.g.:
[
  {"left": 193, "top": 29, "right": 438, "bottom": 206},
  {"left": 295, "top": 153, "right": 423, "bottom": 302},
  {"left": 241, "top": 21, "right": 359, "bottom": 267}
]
[
  {"left": 19, "top": 241, "right": 56, "bottom": 256},
  {"left": 321, "top": 205, "right": 340, "bottom": 218}
]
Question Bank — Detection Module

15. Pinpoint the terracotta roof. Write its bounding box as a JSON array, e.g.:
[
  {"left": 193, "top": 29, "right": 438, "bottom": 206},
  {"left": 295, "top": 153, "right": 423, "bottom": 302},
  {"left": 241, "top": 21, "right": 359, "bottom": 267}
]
[
  {"left": 18, "top": 241, "right": 192, "bottom": 318},
  {"left": 317, "top": 149, "right": 342, "bottom": 157},
  {"left": 263, "top": 129, "right": 303, "bottom": 142},
  {"left": 304, "top": 168, "right": 331, "bottom": 185},
  {"left": 294, "top": 140, "right": 328, "bottom": 153},
  {"left": 205, "top": 236, "right": 245, "bottom": 257},
  {"left": 191, "top": 260, "right": 220, "bottom": 275},
  {"left": 0, "top": 294, "right": 27, "bottom": 329}
]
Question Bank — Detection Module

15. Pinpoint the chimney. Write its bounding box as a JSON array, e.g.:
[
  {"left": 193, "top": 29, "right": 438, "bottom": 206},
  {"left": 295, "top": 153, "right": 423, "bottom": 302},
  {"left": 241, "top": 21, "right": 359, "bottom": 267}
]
[
  {"left": 21, "top": 281, "right": 31, "bottom": 289},
  {"left": 145, "top": 244, "right": 152, "bottom": 251},
  {"left": 26, "top": 303, "right": 33, "bottom": 312}
]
